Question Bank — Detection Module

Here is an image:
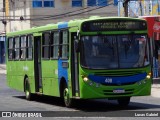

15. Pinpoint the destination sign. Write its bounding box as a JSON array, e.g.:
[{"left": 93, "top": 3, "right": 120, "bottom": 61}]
[{"left": 81, "top": 20, "right": 147, "bottom": 32}]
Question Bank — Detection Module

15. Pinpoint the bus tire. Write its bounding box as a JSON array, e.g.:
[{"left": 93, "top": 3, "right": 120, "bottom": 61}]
[
  {"left": 117, "top": 97, "right": 130, "bottom": 107},
  {"left": 24, "top": 78, "right": 33, "bottom": 101},
  {"left": 63, "top": 84, "right": 74, "bottom": 107}
]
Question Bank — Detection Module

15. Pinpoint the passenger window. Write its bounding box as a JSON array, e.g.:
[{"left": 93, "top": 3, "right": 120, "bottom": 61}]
[
  {"left": 20, "top": 36, "right": 27, "bottom": 59},
  {"left": 27, "top": 35, "right": 33, "bottom": 59},
  {"left": 15, "top": 37, "right": 20, "bottom": 60},
  {"left": 8, "top": 38, "right": 14, "bottom": 60},
  {"left": 42, "top": 32, "right": 50, "bottom": 59},
  {"left": 52, "top": 31, "right": 59, "bottom": 59},
  {"left": 62, "top": 30, "right": 69, "bottom": 59}
]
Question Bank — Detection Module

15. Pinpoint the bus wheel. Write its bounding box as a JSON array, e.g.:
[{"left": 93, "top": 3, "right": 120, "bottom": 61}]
[
  {"left": 25, "top": 78, "right": 33, "bottom": 100},
  {"left": 63, "top": 85, "right": 73, "bottom": 107},
  {"left": 117, "top": 97, "right": 130, "bottom": 107}
]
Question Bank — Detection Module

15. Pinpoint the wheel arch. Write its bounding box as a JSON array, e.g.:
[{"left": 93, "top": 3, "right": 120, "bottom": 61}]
[{"left": 59, "top": 77, "right": 68, "bottom": 98}]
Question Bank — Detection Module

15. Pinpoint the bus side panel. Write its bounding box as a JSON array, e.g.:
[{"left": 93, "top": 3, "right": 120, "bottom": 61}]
[
  {"left": 25, "top": 61, "right": 35, "bottom": 94},
  {"left": 7, "top": 60, "right": 35, "bottom": 93},
  {"left": 7, "top": 61, "right": 25, "bottom": 92},
  {"left": 6, "top": 61, "right": 13, "bottom": 88},
  {"left": 41, "top": 60, "right": 59, "bottom": 96}
]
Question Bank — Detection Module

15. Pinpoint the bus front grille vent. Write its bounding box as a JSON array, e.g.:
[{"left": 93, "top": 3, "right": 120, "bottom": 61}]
[
  {"left": 101, "top": 82, "right": 136, "bottom": 86},
  {"left": 94, "top": 71, "right": 143, "bottom": 76}
]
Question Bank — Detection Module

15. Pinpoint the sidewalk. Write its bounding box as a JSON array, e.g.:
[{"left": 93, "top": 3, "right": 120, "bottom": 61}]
[
  {"left": 151, "top": 84, "right": 160, "bottom": 98},
  {"left": 0, "top": 64, "right": 6, "bottom": 70},
  {"left": 0, "top": 64, "right": 6, "bottom": 74},
  {"left": 0, "top": 64, "right": 160, "bottom": 98},
  {"left": 151, "top": 78, "right": 160, "bottom": 98}
]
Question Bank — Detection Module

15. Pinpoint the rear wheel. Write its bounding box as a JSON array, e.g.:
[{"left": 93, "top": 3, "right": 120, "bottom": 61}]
[
  {"left": 63, "top": 84, "right": 74, "bottom": 107},
  {"left": 117, "top": 97, "right": 130, "bottom": 107},
  {"left": 25, "top": 78, "right": 33, "bottom": 100}
]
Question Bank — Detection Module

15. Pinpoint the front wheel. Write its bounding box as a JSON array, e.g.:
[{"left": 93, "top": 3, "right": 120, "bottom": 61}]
[
  {"left": 63, "top": 85, "right": 74, "bottom": 107},
  {"left": 117, "top": 97, "right": 130, "bottom": 107}
]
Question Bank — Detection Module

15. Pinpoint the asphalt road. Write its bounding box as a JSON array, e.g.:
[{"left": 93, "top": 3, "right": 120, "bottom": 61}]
[{"left": 0, "top": 73, "right": 160, "bottom": 120}]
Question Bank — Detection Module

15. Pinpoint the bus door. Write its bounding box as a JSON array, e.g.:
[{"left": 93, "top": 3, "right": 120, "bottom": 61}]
[
  {"left": 71, "top": 32, "right": 80, "bottom": 97},
  {"left": 34, "top": 34, "right": 42, "bottom": 93}
]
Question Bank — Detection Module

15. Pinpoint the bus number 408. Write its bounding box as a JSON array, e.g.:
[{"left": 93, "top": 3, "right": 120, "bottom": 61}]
[{"left": 105, "top": 78, "right": 112, "bottom": 83}]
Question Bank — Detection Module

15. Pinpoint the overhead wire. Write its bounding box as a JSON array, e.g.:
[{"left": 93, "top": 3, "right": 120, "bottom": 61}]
[
  {"left": 0, "top": 0, "right": 116, "bottom": 21},
  {"left": 35, "top": 3, "right": 114, "bottom": 21}
]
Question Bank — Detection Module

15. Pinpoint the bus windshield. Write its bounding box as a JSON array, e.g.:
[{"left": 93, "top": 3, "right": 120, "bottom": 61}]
[{"left": 81, "top": 35, "right": 150, "bottom": 69}]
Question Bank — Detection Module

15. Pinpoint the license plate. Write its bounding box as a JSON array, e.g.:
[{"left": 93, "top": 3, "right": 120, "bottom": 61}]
[{"left": 113, "top": 89, "right": 125, "bottom": 93}]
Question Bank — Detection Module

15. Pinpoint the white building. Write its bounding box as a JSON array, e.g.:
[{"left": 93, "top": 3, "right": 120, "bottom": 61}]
[
  {"left": 0, "top": 1, "right": 5, "bottom": 34},
  {"left": 118, "top": 0, "right": 160, "bottom": 17},
  {"left": 7, "top": 0, "right": 118, "bottom": 32},
  {"left": 0, "top": 0, "right": 5, "bottom": 64}
]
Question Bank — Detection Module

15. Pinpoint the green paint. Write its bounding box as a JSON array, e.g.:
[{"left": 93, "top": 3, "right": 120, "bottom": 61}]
[{"left": 6, "top": 16, "right": 151, "bottom": 103}]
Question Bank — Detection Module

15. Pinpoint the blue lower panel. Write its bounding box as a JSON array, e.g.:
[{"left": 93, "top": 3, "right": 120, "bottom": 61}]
[
  {"left": 88, "top": 72, "right": 147, "bottom": 85},
  {"left": 58, "top": 59, "right": 68, "bottom": 86}
]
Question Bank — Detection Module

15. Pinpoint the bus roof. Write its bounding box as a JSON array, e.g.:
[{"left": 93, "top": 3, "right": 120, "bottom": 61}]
[{"left": 7, "top": 16, "right": 146, "bottom": 37}]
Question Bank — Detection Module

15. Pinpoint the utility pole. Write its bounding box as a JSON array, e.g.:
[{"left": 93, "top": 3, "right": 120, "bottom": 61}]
[
  {"left": 123, "top": 0, "right": 130, "bottom": 17},
  {"left": 5, "top": 0, "right": 9, "bottom": 18},
  {"left": 2, "top": 0, "right": 9, "bottom": 33},
  {"left": 2, "top": 0, "right": 7, "bottom": 64},
  {"left": 3, "top": 0, "right": 5, "bottom": 12},
  {"left": 2, "top": 0, "right": 6, "bottom": 26}
]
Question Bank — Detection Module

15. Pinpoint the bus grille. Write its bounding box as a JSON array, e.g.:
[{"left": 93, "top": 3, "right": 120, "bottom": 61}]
[
  {"left": 101, "top": 82, "right": 136, "bottom": 86},
  {"left": 94, "top": 70, "right": 143, "bottom": 76}
]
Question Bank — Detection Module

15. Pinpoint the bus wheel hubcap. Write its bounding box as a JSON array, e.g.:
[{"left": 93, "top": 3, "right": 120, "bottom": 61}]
[
  {"left": 26, "top": 89, "right": 29, "bottom": 97},
  {"left": 64, "top": 88, "right": 69, "bottom": 104},
  {"left": 25, "top": 83, "right": 30, "bottom": 97}
]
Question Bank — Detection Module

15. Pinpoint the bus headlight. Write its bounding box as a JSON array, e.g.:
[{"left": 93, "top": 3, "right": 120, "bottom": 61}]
[
  {"left": 146, "top": 75, "right": 151, "bottom": 79},
  {"left": 146, "top": 72, "right": 151, "bottom": 79},
  {"left": 83, "top": 77, "right": 89, "bottom": 82},
  {"left": 82, "top": 75, "right": 100, "bottom": 87}
]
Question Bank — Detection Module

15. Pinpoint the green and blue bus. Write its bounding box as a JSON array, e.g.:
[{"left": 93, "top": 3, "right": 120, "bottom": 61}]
[{"left": 6, "top": 16, "right": 152, "bottom": 107}]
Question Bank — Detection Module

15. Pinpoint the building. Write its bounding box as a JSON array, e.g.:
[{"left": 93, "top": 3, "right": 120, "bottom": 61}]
[
  {"left": 118, "top": 0, "right": 160, "bottom": 17},
  {"left": 0, "top": 0, "right": 5, "bottom": 64},
  {"left": 2, "top": 0, "right": 118, "bottom": 64},
  {"left": 118, "top": 0, "right": 160, "bottom": 78},
  {"left": 3, "top": 0, "right": 118, "bottom": 63},
  {"left": 6, "top": 0, "right": 118, "bottom": 32}
]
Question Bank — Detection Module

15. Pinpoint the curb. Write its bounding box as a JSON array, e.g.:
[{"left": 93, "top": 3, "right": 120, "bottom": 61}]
[
  {"left": 151, "top": 86, "right": 160, "bottom": 98},
  {"left": 0, "top": 64, "right": 6, "bottom": 70}
]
